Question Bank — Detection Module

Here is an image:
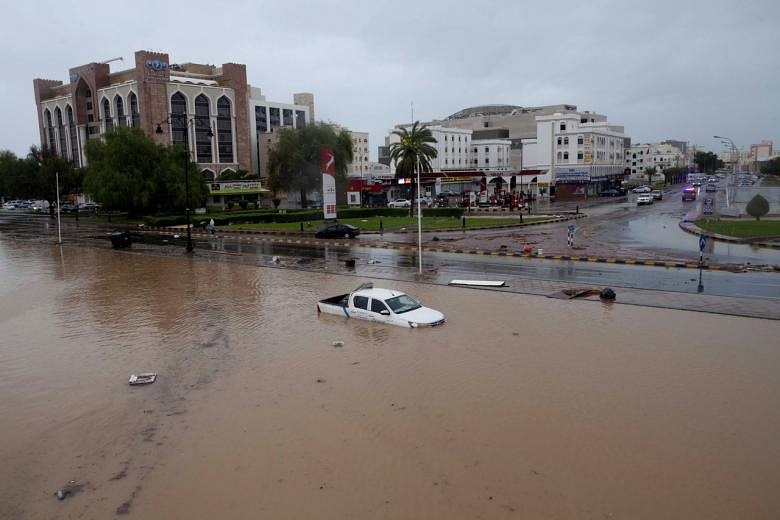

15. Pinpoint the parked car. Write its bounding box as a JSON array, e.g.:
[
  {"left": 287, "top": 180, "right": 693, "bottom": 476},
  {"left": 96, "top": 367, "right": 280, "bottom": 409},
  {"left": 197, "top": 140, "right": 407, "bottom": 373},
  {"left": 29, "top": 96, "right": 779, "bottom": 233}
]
[
  {"left": 705, "top": 184, "right": 718, "bottom": 192},
  {"left": 413, "top": 196, "right": 432, "bottom": 207},
  {"left": 79, "top": 203, "right": 99, "bottom": 212},
  {"left": 637, "top": 194, "right": 653, "bottom": 205},
  {"left": 314, "top": 223, "right": 360, "bottom": 239},
  {"left": 599, "top": 188, "right": 622, "bottom": 197},
  {"left": 388, "top": 198, "right": 411, "bottom": 208},
  {"left": 60, "top": 203, "right": 76, "bottom": 213},
  {"left": 633, "top": 185, "right": 652, "bottom": 193},
  {"left": 2, "top": 200, "right": 20, "bottom": 210},
  {"left": 651, "top": 190, "right": 663, "bottom": 200}
]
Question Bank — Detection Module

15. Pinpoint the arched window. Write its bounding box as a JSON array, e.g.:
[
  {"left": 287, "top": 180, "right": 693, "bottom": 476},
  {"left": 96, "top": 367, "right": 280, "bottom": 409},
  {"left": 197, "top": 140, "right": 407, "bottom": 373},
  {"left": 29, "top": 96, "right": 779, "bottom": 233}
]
[
  {"left": 55, "top": 107, "right": 66, "bottom": 157},
  {"left": 44, "top": 109, "right": 56, "bottom": 152},
  {"left": 129, "top": 92, "right": 140, "bottom": 128},
  {"left": 201, "top": 169, "right": 216, "bottom": 182},
  {"left": 557, "top": 151, "right": 562, "bottom": 161},
  {"left": 115, "top": 95, "right": 126, "bottom": 126},
  {"left": 194, "top": 95, "right": 212, "bottom": 163},
  {"left": 217, "top": 96, "right": 233, "bottom": 163},
  {"left": 170, "top": 92, "right": 187, "bottom": 146},
  {"left": 563, "top": 151, "right": 569, "bottom": 160},
  {"left": 102, "top": 98, "right": 113, "bottom": 131},
  {"left": 67, "top": 105, "right": 79, "bottom": 167}
]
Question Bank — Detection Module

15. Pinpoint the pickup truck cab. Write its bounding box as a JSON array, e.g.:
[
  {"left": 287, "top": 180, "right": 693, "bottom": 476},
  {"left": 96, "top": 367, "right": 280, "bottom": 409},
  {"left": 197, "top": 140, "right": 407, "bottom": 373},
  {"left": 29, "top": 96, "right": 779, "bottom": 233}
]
[{"left": 317, "top": 283, "right": 445, "bottom": 328}]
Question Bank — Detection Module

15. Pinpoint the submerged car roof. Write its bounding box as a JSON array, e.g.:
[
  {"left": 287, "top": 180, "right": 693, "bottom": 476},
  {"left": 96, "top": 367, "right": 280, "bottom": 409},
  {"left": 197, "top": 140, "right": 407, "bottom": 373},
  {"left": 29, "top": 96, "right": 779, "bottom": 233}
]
[{"left": 354, "top": 288, "right": 407, "bottom": 300}]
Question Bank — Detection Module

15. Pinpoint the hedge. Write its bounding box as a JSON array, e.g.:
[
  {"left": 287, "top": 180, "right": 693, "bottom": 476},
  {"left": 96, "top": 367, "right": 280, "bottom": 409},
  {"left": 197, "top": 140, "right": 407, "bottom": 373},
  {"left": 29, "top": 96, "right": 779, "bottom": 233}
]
[{"left": 142, "top": 206, "right": 464, "bottom": 226}]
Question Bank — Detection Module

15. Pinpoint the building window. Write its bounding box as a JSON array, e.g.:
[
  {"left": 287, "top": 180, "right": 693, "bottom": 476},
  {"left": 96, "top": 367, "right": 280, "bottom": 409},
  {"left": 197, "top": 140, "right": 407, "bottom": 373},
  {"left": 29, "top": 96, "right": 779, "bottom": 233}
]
[
  {"left": 484, "top": 147, "right": 489, "bottom": 153},
  {"left": 255, "top": 106, "right": 268, "bottom": 132},
  {"left": 295, "top": 110, "right": 306, "bottom": 127},
  {"left": 485, "top": 158, "right": 489, "bottom": 164},
  {"left": 102, "top": 98, "right": 113, "bottom": 131},
  {"left": 67, "top": 105, "right": 79, "bottom": 167},
  {"left": 115, "top": 95, "right": 126, "bottom": 126},
  {"left": 194, "top": 95, "right": 212, "bottom": 163},
  {"left": 55, "top": 107, "right": 66, "bottom": 157},
  {"left": 564, "top": 137, "right": 569, "bottom": 145},
  {"left": 563, "top": 152, "right": 569, "bottom": 160},
  {"left": 129, "top": 92, "right": 140, "bottom": 128},
  {"left": 269, "top": 107, "right": 280, "bottom": 127},
  {"left": 557, "top": 151, "right": 562, "bottom": 161},
  {"left": 578, "top": 136, "right": 583, "bottom": 145},
  {"left": 44, "top": 109, "right": 56, "bottom": 152},
  {"left": 557, "top": 137, "right": 562, "bottom": 145},
  {"left": 170, "top": 92, "right": 187, "bottom": 146},
  {"left": 282, "top": 108, "right": 293, "bottom": 126},
  {"left": 577, "top": 151, "right": 583, "bottom": 160},
  {"left": 217, "top": 96, "right": 233, "bottom": 163},
  {"left": 560, "top": 122, "right": 566, "bottom": 131}
]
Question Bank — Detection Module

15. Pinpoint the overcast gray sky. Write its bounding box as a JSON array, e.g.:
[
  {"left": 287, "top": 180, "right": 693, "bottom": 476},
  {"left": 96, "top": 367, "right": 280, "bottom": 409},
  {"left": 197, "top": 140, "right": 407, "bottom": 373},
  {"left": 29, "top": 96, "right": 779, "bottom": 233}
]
[{"left": 2, "top": 0, "right": 778, "bottom": 159}]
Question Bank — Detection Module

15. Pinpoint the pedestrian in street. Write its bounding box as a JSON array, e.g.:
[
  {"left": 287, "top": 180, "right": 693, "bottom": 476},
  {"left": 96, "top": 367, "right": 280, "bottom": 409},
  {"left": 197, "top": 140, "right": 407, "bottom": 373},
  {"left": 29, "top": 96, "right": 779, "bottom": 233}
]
[{"left": 207, "top": 218, "right": 215, "bottom": 235}]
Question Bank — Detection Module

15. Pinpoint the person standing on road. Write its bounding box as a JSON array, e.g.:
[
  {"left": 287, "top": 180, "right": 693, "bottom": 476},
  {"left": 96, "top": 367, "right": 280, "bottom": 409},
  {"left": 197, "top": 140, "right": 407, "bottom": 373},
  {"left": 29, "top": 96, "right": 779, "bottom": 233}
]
[{"left": 207, "top": 218, "right": 215, "bottom": 235}]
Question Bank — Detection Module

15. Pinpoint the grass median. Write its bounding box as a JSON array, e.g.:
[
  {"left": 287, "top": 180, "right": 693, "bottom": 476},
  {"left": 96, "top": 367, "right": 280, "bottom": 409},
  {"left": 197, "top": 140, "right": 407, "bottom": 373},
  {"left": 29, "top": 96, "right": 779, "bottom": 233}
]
[
  {"left": 231, "top": 215, "right": 552, "bottom": 233},
  {"left": 695, "top": 219, "right": 780, "bottom": 238}
]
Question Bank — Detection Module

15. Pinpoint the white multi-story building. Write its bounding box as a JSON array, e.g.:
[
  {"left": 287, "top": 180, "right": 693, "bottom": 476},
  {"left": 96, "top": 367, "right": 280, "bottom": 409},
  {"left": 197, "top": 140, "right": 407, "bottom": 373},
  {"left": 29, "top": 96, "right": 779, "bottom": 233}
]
[
  {"left": 625, "top": 142, "right": 685, "bottom": 182},
  {"left": 249, "top": 87, "right": 312, "bottom": 178},
  {"left": 386, "top": 125, "right": 511, "bottom": 175},
  {"left": 520, "top": 113, "right": 627, "bottom": 198},
  {"left": 348, "top": 131, "right": 370, "bottom": 178}
]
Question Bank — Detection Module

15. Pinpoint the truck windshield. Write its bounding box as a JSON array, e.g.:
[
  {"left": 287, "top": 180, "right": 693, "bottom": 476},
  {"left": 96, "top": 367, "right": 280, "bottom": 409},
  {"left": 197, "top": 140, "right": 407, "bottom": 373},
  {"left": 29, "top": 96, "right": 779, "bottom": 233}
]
[{"left": 385, "top": 294, "right": 421, "bottom": 314}]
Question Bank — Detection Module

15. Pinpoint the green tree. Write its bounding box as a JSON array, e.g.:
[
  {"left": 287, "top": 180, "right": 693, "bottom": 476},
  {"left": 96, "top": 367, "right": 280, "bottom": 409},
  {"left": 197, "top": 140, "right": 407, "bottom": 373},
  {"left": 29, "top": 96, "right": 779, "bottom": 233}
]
[
  {"left": 663, "top": 166, "right": 685, "bottom": 185},
  {"left": 388, "top": 122, "right": 438, "bottom": 213},
  {"left": 745, "top": 194, "right": 770, "bottom": 221},
  {"left": 267, "top": 123, "right": 353, "bottom": 208},
  {"left": 694, "top": 151, "right": 724, "bottom": 173},
  {"left": 0, "top": 147, "right": 82, "bottom": 206},
  {"left": 84, "top": 126, "right": 206, "bottom": 216},
  {"left": 760, "top": 157, "right": 780, "bottom": 176},
  {"left": 644, "top": 166, "right": 657, "bottom": 186}
]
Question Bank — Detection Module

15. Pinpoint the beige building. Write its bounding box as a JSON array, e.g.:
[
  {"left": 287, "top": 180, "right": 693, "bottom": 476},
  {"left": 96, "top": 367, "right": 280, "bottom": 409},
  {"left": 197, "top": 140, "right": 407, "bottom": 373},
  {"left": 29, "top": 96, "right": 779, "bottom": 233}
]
[{"left": 348, "top": 131, "right": 370, "bottom": 178}]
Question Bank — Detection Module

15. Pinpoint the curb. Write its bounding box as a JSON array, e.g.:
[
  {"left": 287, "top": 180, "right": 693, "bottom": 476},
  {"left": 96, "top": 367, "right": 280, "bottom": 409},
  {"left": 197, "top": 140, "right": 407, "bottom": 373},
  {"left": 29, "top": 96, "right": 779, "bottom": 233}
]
[{"left": 678, "top": 221, "right": 780, "bottom": 250}]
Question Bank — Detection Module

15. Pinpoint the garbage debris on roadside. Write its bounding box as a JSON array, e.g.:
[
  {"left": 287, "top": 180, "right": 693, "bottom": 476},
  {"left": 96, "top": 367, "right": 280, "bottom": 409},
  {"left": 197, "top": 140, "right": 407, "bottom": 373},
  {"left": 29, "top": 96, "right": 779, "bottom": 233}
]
[
  {"left": 271, "top": 256, "right": 281, "bottom": 264},
  {"left": 332, "top": 340, "right": 344, "bottom": 347},
  {"left": 367, "top": 258, "right": 380, "bottom": 264},
  {"left": 128, "top": 373, "right": 157, "bottom": 385},
  {"left": 449, "top": 280, "right": 506, "bottom": 287},
  {"left": 600, "top": 288, "right": 617, "bottom": 300},
  {"left": 54, "top": 480, "right": 84, "bottom": 500}
]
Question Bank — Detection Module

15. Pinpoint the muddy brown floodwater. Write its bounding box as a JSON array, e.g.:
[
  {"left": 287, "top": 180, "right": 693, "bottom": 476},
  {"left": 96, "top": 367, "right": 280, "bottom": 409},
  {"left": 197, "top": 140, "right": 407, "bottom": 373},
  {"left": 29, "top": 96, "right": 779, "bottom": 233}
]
[{"left": 1, "top": 239, "right": 779, "bottom": 519}]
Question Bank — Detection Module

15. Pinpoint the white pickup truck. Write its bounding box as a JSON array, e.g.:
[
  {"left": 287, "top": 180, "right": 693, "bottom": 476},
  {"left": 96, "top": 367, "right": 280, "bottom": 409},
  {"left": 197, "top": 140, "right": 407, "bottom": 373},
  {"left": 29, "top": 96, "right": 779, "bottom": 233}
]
[{"left": 317, "top": 283, "right": 445, "bottom": 328}]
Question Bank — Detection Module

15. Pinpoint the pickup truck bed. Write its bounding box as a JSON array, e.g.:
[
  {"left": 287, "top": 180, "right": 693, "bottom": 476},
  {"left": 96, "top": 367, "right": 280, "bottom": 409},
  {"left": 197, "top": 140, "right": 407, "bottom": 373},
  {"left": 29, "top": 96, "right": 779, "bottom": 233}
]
[{"left": 317, "top": 294, "right": 350, "bottom": 316}]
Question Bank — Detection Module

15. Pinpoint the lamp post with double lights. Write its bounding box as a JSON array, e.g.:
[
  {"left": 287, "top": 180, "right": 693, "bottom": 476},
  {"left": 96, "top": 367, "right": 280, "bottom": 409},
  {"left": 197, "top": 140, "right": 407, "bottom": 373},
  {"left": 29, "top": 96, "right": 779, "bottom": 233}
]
[
  {"left": 156, "top": 116, "right": 213, "bottom": 253},
  {"left": 713, "top": 135, "right": 737, "bottom": 182}
]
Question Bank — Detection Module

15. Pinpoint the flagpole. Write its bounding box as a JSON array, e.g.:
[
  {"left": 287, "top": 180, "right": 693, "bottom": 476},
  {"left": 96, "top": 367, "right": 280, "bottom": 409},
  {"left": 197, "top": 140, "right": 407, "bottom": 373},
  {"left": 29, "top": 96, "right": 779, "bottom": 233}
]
[
  {"left": 417, "top": 157, "right": 422, "bottom": 274},
  {"left": 56, "top": 171, "right": 62, "bottom": 244}
]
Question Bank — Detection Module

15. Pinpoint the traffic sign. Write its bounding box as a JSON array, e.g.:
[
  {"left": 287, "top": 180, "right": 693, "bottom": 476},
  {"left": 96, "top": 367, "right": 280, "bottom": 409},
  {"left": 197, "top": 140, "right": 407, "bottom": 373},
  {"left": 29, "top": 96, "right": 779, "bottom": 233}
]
[{"left": 699, "top": 235, "right": 707, "bottom": 252}]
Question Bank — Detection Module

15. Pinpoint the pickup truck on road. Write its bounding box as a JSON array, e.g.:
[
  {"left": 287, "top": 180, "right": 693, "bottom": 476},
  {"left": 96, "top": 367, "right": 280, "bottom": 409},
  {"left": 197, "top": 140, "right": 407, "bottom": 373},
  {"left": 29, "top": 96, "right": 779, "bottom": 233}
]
[{"left": 317, "top": 283, "right": 445, "bottom": 328}]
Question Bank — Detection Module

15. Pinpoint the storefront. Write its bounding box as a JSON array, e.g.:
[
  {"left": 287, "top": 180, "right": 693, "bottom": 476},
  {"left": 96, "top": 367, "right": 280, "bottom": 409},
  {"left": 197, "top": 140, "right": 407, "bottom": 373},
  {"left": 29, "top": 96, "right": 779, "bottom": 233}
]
[{"left": 207, "top": 181, "right": 269, "bottom": 209}]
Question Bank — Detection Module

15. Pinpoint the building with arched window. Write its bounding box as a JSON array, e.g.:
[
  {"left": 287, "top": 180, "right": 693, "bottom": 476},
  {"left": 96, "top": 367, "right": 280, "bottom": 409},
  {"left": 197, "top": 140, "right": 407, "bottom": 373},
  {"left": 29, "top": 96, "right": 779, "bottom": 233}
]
[{"left": 33, "top": 49, "right": 315, "bottom": 183}]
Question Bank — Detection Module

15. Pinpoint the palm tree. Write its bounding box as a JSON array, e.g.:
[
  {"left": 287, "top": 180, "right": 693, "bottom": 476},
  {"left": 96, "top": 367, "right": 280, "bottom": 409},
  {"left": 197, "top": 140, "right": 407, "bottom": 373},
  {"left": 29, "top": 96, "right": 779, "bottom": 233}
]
[
  {"left": 388, "top": 121, "right": 438, "bottom": 215},
  {"left": 388, "top": 121, "right": 438, "bottom": 273}
]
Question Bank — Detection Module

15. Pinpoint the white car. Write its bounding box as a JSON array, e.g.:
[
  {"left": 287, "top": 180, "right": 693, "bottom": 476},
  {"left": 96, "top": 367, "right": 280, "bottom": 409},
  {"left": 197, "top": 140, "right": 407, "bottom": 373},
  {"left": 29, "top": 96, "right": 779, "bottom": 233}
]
[
  {"left": 388, "top": 198, "right": 411, "bottom": 208},
  {"left": 318, "top": 283, "right": 445, "bottom": 328},
  {"left": 637, "top": 194, "right": 653, "bottom": 205},
  {"left": 633, "top": 186, "right": 652, "bottom": 193}
]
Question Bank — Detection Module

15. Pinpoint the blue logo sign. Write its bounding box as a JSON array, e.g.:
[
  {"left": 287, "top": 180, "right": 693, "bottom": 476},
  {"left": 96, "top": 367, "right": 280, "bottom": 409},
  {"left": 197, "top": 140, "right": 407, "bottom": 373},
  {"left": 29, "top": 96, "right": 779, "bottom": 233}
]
[
  {"left": 145, "top": 59, "right": 169, "bottom": 71},
  {"left": 699, "top": 235, "right": 707, "bottom": 252},
  {"left": 69, "top": 73, "right": 79, "bottom": 83}
]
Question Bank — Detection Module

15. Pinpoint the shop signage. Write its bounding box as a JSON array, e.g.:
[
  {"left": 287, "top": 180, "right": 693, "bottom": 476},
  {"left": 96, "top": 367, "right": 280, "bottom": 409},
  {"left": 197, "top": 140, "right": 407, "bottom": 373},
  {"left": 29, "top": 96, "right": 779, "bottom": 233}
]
[
  {"left": 208, "top": 181, "right": 264, "bottom": 195},
  {"left": 321, "top": 148, "right": 337, "bottom": 219},
  {"left": 554, "top": 168, "right": 590, "bottom": 183}
]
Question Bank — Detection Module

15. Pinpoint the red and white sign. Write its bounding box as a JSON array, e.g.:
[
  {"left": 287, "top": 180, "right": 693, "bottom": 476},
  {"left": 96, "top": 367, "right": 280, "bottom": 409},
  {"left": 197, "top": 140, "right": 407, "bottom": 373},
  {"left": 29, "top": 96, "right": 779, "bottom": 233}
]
[{"left": 321, "top": 148, "right": 337, "bottom": 219}]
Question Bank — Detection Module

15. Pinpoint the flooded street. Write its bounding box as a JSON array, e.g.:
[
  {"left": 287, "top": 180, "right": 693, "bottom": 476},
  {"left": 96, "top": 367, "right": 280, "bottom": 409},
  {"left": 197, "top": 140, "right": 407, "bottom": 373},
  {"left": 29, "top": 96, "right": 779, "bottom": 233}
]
[{"left": 1, "top": 239, "right": 780, "bottom": 519}]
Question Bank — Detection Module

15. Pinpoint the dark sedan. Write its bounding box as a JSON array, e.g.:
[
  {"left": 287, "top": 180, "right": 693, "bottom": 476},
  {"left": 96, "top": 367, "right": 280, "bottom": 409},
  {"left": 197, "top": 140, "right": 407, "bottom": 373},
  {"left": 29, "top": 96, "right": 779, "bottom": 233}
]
[
  {"left": 599, "top": 188, "right": 623, "bottom": 197},
  {"left": 314, "top": 223, "right": 360, "bottom": 239}
]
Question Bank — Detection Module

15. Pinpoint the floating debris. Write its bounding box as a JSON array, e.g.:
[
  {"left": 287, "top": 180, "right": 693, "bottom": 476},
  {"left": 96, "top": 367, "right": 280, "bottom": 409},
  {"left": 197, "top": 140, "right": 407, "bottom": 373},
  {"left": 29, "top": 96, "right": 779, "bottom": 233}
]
[
  {"left": 600, "top": 288, "right": 616, "bottom": 300},
  {"left": 128, "top": 373, "right": 157, "bottom": 385},
  {"left": 332, "top": 340, "right": 344, "bottom": 347},
  {"left": 54, "top": 480, "right": 83, "bottom": 500}
]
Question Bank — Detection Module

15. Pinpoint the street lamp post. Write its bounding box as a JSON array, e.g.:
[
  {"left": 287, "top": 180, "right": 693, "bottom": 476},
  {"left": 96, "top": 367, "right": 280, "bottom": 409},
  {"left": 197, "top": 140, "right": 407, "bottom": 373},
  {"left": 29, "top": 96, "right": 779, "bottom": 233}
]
[
  {"left": 714, "top": 135, "right": 737, "bottom": 180},
  {"left": 157, "top": 116, "right": 213, "bottom": 253}
]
